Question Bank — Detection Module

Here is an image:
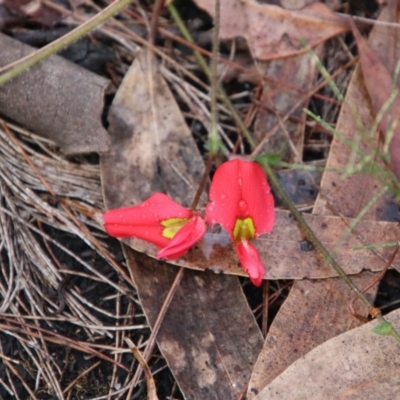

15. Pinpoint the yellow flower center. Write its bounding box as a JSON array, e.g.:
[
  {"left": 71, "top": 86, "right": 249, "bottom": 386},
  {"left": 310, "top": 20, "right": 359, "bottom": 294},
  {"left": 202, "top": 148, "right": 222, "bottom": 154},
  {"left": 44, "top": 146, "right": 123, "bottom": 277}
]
[
  {"left": 233, "top": 217, "right": 255, "bottom": 241},
  {"left": 161, "top": 218, "right": 189, "bottom": 239}
]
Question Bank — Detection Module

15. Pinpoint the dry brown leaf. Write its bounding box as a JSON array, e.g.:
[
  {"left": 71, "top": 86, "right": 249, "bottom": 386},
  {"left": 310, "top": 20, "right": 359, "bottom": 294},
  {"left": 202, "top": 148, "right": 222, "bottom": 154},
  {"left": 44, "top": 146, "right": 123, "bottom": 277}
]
[
  {"left": 274, "top": 169, "right": 320, "bottom": 207},
  {"left": 193, "top": 0, "right": 348, "bottom": 60},
  {"left": 100, "top": 48, "right": 263, "bottom": 398},
  {"left": 125, "top": 209, "right": 400, "bottom": 280},
  {"left": 101, "top": 50, "right": 205, "bottom": 208},
  {"left": 351, "top": 19, "right": 400, "bottom": 183},
  {"left": 247, "top": 274, "right": 378, "bottom": 398},
  {"left": 314, "top": 9, "right": 399, "bottom": 220},
  {"left": 255, "top": 308, "right": 400, "bottom": 399},
  {"left": 0, "top": 33, "right": 111, "bottom": 155},
  {"left": 247, "top": 5, "right": 400, "bottom": 398},
  {"left": 125, "top": 249, "right": 263, "bottom": 400}
]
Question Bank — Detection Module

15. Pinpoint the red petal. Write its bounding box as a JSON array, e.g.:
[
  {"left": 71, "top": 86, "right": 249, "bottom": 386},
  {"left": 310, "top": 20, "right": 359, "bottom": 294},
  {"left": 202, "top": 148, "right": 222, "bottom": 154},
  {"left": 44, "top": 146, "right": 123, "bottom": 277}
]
[
  {"left": 103, "top": 193, "right": 192, "bottom": 248},
  {"left": 235, "top": 241, "right": 265, "bottom": 287},
  {"left": 206, "top": 159, "right": 274, "bottom": 238},
  {"left": 104, "top": 223, "right": 170, "bottom": 248},
  {"left": 157, "top": 214, "right": 206, "bottom": 260}
]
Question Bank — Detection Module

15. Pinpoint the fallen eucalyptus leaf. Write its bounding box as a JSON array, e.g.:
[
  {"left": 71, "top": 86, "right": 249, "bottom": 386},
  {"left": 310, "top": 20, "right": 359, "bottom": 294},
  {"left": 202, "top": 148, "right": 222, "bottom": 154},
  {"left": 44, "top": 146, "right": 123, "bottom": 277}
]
[
  {"left": 255, "top": 308, "right": 400, "bottom": 400},
  {"left": 247, "top": 273, "right": 378, "bottom": 398}
]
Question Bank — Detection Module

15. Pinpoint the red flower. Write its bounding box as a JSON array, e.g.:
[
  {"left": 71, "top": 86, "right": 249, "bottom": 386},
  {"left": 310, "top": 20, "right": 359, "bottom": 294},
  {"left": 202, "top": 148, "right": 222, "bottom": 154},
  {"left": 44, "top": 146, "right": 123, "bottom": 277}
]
[
  {"left": 206, "top": 159, "right": 275, "bottom": 286},
  {"left": 235, "top": 241, "right": 265, "bottom": 287},
  {"left": 103, "top": 193, "right": 206, "bottom": 260}
]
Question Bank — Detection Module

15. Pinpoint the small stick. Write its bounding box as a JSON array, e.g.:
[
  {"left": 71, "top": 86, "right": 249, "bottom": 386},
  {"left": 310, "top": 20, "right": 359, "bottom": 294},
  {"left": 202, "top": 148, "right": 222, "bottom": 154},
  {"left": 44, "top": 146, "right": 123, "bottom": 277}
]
[
  {"left": 150, "top": 0, "right": 164, "bottom": 46},
  {"left": 125, "top": 339, "right": 158, "bottom": 400},
  {"left": 262, "top": 281, "right": 269, "bottom": 338}
]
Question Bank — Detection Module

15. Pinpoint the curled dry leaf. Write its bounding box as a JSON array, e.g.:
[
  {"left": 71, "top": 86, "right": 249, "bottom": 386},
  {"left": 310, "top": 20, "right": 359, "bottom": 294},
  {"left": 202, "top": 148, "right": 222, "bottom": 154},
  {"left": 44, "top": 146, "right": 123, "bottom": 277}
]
[
  {"left": 2, "top": 0, "right": 65, "bottom": 26},
  {"left": 314, "top": 13, "right": 400, "bottom": 220},
  {"left": 255, "top": 308, "right": 400, "bottom": 400},
  {"left": 351, "top": 22, "right": 400, "bottom": 183},
  {"left": 192, "top": 0, "right": 348, "bottom": 60},
  {"left": 0, "top": 33, "right": 111, "bottom": 155}
]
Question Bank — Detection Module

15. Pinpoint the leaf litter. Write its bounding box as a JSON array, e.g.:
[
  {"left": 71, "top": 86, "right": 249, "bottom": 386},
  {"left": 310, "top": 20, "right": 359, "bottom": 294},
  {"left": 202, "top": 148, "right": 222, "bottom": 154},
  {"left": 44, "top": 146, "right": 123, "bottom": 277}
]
[
  {"left": 0, "top": 120, "right": 140, "bottom": 398},
  {"left": 248, "top": 3, "right": 400, "bottom": 398},
  {"left": 101, "top": 47, "right": 264, "bottom": 399},
  {"left": 255, "top": 308, "right": 400, "bottom": 399},
  {"left": 1, "top": 0, "right": 400, "bottom": 398}
]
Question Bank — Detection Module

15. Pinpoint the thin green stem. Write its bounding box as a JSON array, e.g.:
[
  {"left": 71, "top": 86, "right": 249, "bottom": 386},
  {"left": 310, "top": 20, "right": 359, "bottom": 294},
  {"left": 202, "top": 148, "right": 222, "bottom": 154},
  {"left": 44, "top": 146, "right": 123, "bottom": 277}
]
[
  {"left": 305, "top": 109, "right": 397, "bottom": 189},
  {"left": 168, "top": 3, "right": 256, "bottom": 149},
  {"left": 261, "top": 161, "right": 373, "bottom": 310},
  {"left": 0, "top": 0, "right": 134, "bottom": 87},
  {"left": 301, "top": 39, "right": 344, "bottom": 103},
  {"left": 208, "top": 0, "right": 221, "bottom": 154},
  {"left": 353, "top": 241, "right": 399, "bottom": 251}
]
